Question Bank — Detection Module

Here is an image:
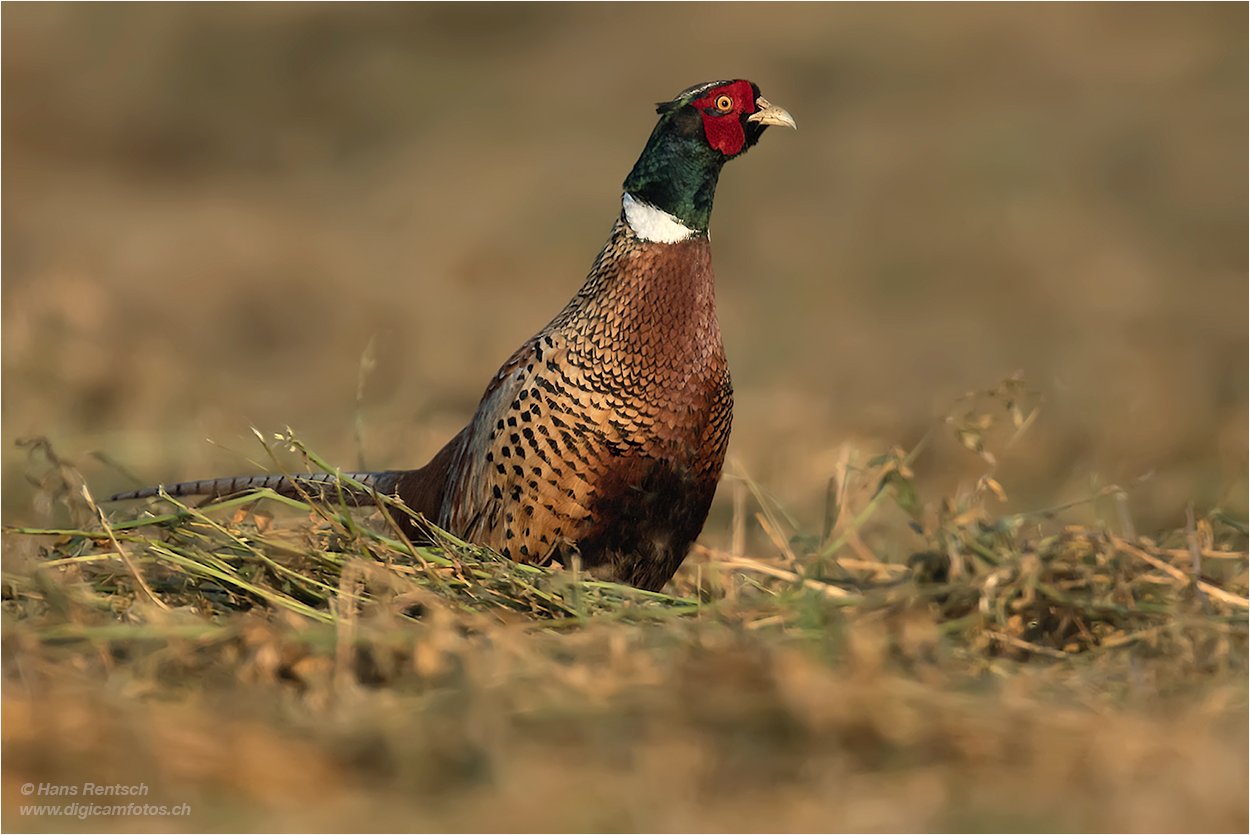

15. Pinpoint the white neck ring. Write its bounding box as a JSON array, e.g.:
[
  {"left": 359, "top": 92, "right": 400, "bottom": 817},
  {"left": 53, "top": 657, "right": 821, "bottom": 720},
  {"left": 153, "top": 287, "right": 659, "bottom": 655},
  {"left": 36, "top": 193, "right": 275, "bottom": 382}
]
[{"left": 622, "top": 192, "right": 696, "bottom": 244}]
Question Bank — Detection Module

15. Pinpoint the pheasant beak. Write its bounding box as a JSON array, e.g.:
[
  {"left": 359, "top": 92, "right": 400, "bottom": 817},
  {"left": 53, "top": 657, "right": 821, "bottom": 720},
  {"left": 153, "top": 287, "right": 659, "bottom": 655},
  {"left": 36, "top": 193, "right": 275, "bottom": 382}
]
[{"left": 748, "top": 97, "right": 797, "bottom": 130}]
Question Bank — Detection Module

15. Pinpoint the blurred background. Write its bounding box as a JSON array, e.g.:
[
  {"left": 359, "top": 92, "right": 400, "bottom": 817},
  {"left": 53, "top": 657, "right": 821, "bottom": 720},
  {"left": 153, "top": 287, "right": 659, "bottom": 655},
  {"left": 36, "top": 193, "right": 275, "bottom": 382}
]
[{"left": 3, "top": 3, "right": 1246, "bottom": 543}]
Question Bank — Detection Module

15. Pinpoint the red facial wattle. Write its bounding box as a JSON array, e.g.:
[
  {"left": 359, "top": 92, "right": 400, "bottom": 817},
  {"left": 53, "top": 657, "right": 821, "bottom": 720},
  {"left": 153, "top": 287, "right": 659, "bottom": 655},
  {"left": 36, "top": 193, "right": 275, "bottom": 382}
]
[{"left": 691, "top": 80, "right": 756, "bottom": 156}]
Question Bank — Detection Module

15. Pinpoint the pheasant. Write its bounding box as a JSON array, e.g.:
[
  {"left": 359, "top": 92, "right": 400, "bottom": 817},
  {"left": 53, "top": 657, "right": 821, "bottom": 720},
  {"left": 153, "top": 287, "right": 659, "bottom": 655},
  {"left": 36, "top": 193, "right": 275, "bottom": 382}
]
[{"left": 110, "top": 80, "right": 795, "bottom": 591}]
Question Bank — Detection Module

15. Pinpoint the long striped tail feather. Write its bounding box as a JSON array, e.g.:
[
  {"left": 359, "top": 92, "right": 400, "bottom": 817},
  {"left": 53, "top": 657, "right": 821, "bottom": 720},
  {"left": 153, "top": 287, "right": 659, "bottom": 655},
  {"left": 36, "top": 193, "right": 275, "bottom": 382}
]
[{"left": 107, "top": 471, "right": 402, "bottom": 507}]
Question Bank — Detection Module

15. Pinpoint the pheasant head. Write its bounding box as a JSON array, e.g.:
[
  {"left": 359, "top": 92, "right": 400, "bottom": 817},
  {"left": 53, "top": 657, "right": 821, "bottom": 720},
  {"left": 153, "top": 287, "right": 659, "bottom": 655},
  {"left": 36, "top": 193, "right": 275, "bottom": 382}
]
[{"left": 622, "top": 79, "right": 795, "bottom": 241}]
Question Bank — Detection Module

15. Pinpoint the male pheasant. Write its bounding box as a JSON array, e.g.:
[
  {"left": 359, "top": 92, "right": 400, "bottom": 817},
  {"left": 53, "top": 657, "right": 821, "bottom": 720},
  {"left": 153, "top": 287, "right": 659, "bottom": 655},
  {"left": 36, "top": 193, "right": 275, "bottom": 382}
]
[{"left": 110, "top": 80, "right": 795, "bottom": 591}]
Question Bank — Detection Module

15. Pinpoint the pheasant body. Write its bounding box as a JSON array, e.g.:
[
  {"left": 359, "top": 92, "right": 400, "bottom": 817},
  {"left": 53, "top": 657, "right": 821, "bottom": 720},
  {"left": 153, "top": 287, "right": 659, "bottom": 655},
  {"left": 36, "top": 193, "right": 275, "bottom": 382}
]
[
  {"left": 110, "top": 80, "right": 794, "bottom": 591},
  {"left": 436, "top": 221, "right": 729, "bottom": 589}
]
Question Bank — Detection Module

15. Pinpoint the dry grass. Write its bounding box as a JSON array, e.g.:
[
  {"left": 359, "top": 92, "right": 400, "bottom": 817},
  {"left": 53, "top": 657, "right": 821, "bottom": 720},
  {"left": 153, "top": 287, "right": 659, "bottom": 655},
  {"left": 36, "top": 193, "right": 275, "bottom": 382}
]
[{"left": 4, "top": 388, "right": 1247, "bottom": 832}]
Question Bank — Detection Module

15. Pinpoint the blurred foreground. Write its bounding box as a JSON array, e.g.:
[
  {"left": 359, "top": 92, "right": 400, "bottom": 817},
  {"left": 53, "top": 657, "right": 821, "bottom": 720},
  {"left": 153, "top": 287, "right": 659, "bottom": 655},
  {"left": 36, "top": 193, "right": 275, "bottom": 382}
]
[{"left": 4, "top": 445, "right": 1247, "bottom": 831}]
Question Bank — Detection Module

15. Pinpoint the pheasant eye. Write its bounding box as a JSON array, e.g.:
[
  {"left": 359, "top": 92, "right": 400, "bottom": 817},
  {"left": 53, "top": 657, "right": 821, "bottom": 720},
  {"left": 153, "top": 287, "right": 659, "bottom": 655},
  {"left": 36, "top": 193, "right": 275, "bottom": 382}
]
[{"left": 715, "top": 95, "right": 733, "bottom": 111}]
